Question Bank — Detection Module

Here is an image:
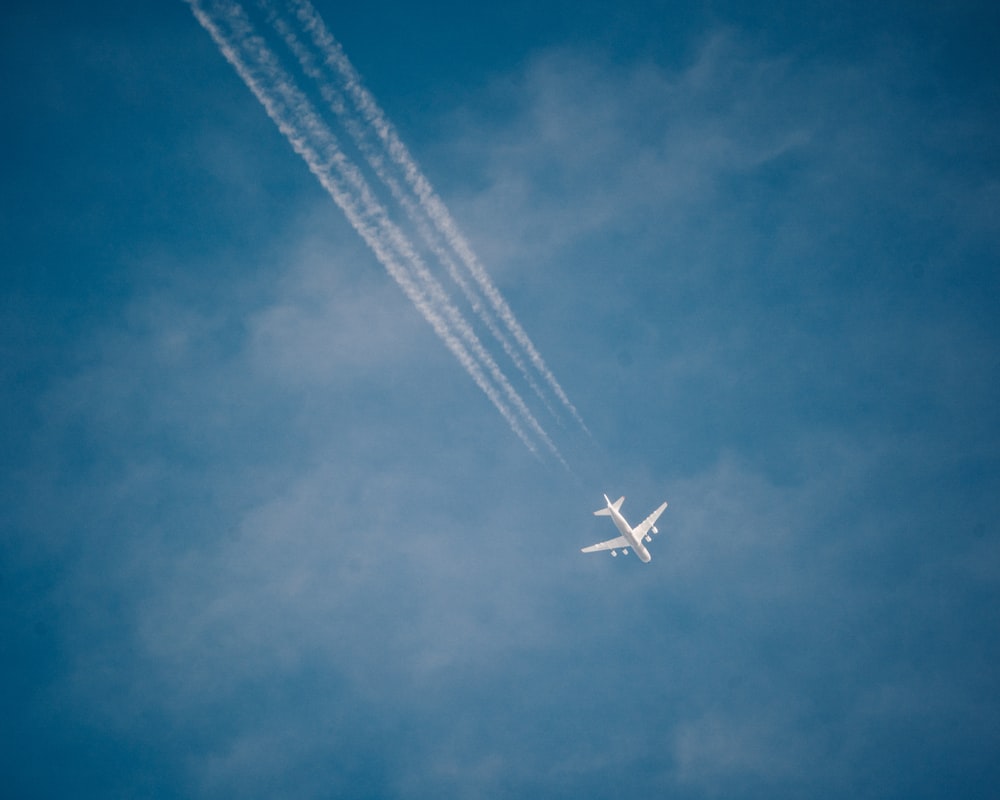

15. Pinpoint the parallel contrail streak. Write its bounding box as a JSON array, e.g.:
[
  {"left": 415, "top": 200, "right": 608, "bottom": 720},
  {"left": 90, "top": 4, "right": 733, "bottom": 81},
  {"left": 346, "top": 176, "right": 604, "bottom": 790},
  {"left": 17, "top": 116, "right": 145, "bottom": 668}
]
[
  {"left": 188, "top": 0, "right": 567, "bottom": 462},
  {"left": 259, "top": 0, "right": 562, "bottom": 425},
  {"left": 285, "top": 0, "right": 590, "bottom": 436}
]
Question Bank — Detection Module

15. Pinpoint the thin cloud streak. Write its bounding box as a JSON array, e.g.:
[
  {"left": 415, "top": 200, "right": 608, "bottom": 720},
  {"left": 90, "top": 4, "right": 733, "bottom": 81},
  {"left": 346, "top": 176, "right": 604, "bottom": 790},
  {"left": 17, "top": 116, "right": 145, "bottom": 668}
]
[
  {"left": 187, "top": 0, "right": 568, "bottom": 463},
  {"left": 284, "top": 0, "right": 589, "bottom": 436}
]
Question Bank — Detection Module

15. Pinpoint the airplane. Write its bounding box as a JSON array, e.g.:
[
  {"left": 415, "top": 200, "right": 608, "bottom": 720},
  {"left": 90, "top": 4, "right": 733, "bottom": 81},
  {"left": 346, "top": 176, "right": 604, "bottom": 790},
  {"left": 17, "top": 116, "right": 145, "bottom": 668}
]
[{"left": 581, "top": 494, "right": 668, "bottom": 563}]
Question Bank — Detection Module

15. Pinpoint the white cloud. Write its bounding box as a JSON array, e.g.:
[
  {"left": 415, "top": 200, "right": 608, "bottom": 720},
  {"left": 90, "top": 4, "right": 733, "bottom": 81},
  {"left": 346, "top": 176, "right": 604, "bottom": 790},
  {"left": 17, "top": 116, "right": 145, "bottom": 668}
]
[{"left": 673, "top": 711, "right": 808, "bottom": 793}]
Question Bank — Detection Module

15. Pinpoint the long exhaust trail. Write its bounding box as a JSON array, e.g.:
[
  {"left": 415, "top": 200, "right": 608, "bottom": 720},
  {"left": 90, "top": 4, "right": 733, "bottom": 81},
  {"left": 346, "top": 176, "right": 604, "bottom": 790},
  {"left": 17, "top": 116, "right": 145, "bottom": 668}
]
[
  {"left": 258, "top": 0, "right": 561, "bottom": 425},
  {"left": 284, "top": 0, "right": 590, "bottom": 436},
  {"left": 187, "top": 0, "right": 568, "bottom": 465}
]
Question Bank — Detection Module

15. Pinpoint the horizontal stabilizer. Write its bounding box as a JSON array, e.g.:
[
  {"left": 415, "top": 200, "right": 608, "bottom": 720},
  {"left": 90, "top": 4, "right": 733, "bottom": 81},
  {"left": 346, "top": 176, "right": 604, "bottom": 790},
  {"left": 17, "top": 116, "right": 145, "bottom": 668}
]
[{"left": 593, "top": 495, "right": 624, "bottom": 516}]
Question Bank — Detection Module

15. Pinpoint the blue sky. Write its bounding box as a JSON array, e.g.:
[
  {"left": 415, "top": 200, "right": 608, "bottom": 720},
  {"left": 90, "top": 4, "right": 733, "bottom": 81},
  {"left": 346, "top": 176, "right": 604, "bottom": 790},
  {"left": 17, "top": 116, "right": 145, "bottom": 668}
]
[{"left": 3, "top": 0, "right": 1000, "bottom": 797}]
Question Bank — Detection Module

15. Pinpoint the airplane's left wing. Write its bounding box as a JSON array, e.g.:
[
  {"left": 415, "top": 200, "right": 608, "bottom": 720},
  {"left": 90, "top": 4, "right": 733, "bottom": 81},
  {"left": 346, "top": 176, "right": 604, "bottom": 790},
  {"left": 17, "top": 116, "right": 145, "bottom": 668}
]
[
  {"left": 581, "top": 536, "right": 629, "bottom": 553},
  {"left": 632, "top": 502, "right": 668, "bottom": 541}
]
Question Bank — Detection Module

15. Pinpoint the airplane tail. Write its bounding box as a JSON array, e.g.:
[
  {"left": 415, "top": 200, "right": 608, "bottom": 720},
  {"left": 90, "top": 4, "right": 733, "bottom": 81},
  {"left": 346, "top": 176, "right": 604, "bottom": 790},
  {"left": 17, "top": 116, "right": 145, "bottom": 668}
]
[{"left": 593, "top": 495, "right": 624, "bottom": 516}]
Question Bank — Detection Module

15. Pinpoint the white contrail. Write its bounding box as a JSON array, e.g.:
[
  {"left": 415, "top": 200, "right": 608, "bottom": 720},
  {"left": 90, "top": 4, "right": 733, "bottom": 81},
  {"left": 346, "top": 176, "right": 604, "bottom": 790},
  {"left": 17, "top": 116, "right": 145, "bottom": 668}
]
[
  {"left": 284, "top": 0, "right": 590, "bottom": 436},
  {"left": 187, "top": 0, "right": 568, "bottom": 463},
  {"left": 258, "top": 0, "right": 562, "bottom": 425}
]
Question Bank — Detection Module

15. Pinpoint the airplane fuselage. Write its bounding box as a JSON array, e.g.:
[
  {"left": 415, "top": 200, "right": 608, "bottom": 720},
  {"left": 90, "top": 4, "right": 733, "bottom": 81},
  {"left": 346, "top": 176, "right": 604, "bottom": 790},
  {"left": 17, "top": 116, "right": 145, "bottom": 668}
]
[{"left": 607, "top": 503, "right": 652, "bottom": 562}]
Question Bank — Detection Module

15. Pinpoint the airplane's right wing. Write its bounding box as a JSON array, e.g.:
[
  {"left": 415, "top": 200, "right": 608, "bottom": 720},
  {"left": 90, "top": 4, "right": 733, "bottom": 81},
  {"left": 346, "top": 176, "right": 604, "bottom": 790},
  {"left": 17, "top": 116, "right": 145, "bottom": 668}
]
[
  {"left": 581, "top": 536, "right": 629, "bottom": 553},
  {"left": 632, "top": 502, "right": 668, "bottom": 541}
]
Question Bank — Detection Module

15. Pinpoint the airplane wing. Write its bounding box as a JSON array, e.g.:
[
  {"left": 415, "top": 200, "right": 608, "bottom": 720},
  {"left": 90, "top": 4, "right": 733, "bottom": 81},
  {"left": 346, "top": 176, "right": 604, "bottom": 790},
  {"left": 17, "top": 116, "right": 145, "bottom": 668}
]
[
  {"left": 581, "top": 536, "right": 629, "bottom": 553},
  {"left": 631, "top": 502, "right": 668, "bottom": 540}
]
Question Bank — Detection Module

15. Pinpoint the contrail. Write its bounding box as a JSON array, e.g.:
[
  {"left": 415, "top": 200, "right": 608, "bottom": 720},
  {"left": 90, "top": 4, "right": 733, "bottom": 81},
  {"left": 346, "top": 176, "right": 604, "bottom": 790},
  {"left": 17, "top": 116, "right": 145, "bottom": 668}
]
[
  {"left": 282, "top": 0, "right": 590, "bottom": 436},
  {"left": 187, "top": 0, "right": 570, "bottom": 464},
  {"left": 188, "top": 0, "right": 571, "bottom": 467},
  {"left": 258, "top": 0, "right": 562, "bottom": 425}
]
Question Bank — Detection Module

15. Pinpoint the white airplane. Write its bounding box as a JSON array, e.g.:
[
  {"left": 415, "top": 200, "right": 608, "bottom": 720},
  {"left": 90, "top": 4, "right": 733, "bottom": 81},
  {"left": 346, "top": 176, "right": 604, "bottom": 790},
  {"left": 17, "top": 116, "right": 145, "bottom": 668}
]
[{"left": 581, "top": 494, "right": 668, "bottom": 563}]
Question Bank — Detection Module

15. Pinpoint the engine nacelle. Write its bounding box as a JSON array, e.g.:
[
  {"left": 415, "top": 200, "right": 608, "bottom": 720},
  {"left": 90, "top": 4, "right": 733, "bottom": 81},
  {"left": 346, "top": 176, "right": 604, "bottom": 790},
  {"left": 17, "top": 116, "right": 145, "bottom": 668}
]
[
  {"left": 652, "top": 525, "right": 658, "bottom": 534},
  {"left": 611, "top": 550, "right": 618, "bottom": 557}
]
